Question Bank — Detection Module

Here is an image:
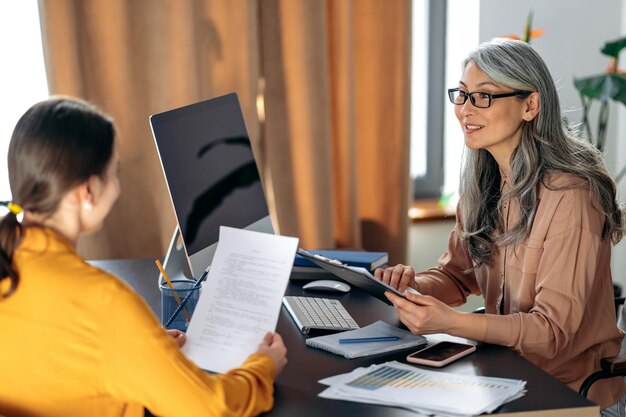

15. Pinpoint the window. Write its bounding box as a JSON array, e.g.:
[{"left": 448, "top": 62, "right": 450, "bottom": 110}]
[
  {"left": 410, "top": 0, "right": 446, "bottom": 200},
  {"left": 410, "top": 0, "right": 480, "bottom": 202},
  {"left": 0, "top": 1, "right": 48, "bottom": 201},
  {"left": 443, "top": 0, "right": 479, "bottom": 197}
]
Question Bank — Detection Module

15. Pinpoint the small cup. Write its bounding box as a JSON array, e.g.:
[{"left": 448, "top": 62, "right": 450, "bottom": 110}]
[{"left": 160, "top": 279, "right": 202, "bottom": 331}]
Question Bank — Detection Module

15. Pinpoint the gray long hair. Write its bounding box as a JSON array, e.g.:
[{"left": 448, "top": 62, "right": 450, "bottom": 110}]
[{"left": 458, "top": 38, "right": 625, "bottom": 267}]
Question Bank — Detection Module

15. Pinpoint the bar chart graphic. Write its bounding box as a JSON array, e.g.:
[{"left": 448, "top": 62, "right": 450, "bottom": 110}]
[{"left": 347, "top": 365, "right": 515, "bottom": 391}]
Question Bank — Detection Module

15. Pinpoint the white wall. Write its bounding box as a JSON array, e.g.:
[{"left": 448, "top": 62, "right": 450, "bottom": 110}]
[
  {"left": 408, "top": 220, "right": 454, "bottom": 272},
  {"left": 408, "top": 0, "right": 626, "bottom": 307},
  {"left": 479, "top": 0, "right": 622, "bottom": 140},
  {"left": 0, "top": 2, "right": 47, "bottom": 201}
]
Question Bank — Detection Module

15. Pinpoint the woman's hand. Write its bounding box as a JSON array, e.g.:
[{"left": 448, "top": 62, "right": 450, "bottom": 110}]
[
  {"left": 384, "top": 290, "right": 458, "bottom": 335},
  {"left": 374, "top": 264, "right": 417, "bottom": 293},
  {"left": 386, "top": 290, "right": 488, "bottom": 341},
  {"left": 166, "top": 329, "right": 187, "bottom": 348},
  {"left": 256, "top": 332, "right": 288, "bottom": 375}
]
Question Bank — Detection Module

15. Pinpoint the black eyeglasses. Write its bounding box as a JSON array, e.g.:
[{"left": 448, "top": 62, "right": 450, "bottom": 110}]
[{"left": 447, "top": 88, "right": 531, "bottom": 109}]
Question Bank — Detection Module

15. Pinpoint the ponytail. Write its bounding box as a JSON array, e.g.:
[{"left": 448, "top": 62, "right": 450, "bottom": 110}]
[{"left": 0, "top": 202, "right": 24, "bottom": 298}]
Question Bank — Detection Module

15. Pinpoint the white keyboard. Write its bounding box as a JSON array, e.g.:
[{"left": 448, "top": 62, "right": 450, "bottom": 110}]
[{"left": 282, "top": 296, "right": 359, "bottom": 334}]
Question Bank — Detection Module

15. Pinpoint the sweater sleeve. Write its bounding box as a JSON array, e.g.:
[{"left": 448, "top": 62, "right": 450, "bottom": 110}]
[
  {"left": 98, "top": 280, "right": 276, "bottom": 417},
  {"left": 414, "top": 216, "right": 481, "bottom": 306}
]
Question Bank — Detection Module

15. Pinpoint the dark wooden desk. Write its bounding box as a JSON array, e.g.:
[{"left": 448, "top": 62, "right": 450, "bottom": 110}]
[{"left": 90, "top": 259, "right": 599, "bottom": 417}]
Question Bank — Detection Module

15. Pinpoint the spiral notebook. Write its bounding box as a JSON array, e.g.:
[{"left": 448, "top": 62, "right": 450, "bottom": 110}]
[{"left": 306, "top": 320, "right": 427, "bottom": 359}]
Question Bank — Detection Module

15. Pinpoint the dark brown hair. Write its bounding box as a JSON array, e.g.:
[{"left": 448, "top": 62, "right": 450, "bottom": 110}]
[{"left": 0, "top": 97, "right": 115, "bottom": 299}]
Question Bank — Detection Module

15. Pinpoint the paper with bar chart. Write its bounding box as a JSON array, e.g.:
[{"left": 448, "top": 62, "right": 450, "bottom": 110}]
[{"left": 318, "top": 361, "right": 526, "bottom": 416}]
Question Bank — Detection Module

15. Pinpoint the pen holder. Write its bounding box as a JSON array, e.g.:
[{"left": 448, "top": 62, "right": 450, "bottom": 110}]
[{"left": 159, "top": 279, "right": 202, "bottom": 331}]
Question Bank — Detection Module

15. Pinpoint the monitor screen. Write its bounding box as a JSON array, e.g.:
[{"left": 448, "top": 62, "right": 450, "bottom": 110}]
[{"left": 150, "top": 93, "right": 273, "bottom": 276}]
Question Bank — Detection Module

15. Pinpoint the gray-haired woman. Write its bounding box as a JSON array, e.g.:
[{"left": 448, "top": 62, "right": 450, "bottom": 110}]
[{"left": 377, "top": 38, "right": 626, "bottom": 414}]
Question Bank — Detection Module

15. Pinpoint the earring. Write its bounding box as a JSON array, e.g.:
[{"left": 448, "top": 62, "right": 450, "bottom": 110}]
[{"left": 83, "top": 202, "right": 92, "bottom": 211}]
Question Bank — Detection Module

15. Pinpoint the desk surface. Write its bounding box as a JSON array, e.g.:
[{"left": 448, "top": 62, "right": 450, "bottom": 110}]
[{"left": 90, "top": 259, "right": 599, "bottom": 417}]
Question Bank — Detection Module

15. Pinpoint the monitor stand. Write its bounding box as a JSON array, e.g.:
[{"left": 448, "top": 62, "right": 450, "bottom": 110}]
[
  {"left": 158, "top": 228, "right": 196, "bottom": 287},
  {"left": 158, "top": 215, "right": 274, "bottom": 287}
]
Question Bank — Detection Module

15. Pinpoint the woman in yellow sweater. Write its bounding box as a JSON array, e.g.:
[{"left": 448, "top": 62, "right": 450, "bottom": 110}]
[{"left": 0, "top": 97, "right": 287, "bottom": 417}]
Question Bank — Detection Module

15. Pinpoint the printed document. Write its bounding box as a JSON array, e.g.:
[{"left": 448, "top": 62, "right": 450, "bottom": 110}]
[
  {"left": 318, "top": 361, "right": 526, "bottom": 416},
  {"left": 181, "top": 226, "right": 298, "bottom": 373}
]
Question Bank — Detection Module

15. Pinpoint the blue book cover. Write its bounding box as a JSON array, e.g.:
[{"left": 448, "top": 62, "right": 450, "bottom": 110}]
[{"left": 293, "top": 249, "right": 388, "bottom": 271}]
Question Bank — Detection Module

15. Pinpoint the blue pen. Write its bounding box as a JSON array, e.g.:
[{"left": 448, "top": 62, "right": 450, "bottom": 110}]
[
  {"left": 338, "top": 336, "right": 400, "bottom": 344},
  {"left": 164, "top": 267, "right": 209, "bottom": 328}
]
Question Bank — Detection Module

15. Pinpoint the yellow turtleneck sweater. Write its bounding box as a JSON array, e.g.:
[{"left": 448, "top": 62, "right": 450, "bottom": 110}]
[{"left": 0, "top": 227, "right": 276, "bottom": 417}]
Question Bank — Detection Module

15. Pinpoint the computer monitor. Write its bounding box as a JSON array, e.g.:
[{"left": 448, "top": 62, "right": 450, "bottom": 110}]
[{"left": 150, "top": 93, "right": 274, "bottom": 280}]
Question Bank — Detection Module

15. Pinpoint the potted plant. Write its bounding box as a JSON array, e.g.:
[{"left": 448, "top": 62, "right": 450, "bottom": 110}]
[{"left": 574, "top": 36, "right": 626, "bottom": 182}]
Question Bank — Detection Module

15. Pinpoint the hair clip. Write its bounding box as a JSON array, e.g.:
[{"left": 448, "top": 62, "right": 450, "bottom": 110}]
[{"left": 2, "top": 202, "right": 24, "bottom": 215}]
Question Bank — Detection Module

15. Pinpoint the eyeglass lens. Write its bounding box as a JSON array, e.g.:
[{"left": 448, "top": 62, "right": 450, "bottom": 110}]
[{"left": 449, "top": 90, "right": 491, "bottom": 108}]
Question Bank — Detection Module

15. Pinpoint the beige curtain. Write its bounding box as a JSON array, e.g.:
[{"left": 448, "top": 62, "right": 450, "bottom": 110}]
[
  {"left": 38, "top": 0, "right": 411, "bottom": 264},
  {"left": 261, "top": 0, "right": 412, "bottom": 263},
  {"left": 38, "top": 0, "right": 262, "bottom": 260}
]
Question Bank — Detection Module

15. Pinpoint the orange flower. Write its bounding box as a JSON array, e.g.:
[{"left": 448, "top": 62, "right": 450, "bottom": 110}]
[{"left": 498, "top": 29, "right": 544, "bottom": 42}]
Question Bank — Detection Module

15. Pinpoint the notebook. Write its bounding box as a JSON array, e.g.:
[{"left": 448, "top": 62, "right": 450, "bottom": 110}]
[
  {"left": 306, "top": 320, "right": 427, "bottom": 359},
  {"left": 294, "top": 250, "right": 388, "bottom": 271}
]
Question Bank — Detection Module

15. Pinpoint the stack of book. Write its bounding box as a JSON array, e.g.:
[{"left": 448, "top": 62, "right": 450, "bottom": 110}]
[{"left": 291, "top": 249, "right": 388, "bottom": 281}]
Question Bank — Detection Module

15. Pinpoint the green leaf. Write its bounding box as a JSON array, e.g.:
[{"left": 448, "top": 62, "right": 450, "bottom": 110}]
[
  {"left": 438, "top": 192, "right": 455, "bottom": 208},
  {"left": 573, "top": 73, "right": 626, "bottom": 106},
  {"left": 523, "top": 10, "right": 533, "bottom": 43},
  {"left": 601, "top": 36, "right": 626, "bottom": 58}
]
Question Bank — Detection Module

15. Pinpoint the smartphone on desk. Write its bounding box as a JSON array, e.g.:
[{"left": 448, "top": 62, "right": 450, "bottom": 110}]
[{"left": 406, "top": 341, "right": 476, "bottom": 367}]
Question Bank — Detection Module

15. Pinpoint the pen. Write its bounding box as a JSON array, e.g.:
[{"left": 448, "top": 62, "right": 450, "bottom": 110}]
[
  {"left": 338, "top": 336, "right": 400, "bottom": 344},
  {"left": 164, "top": 265, "right": 209, "bottom": 328},
  {"left": 155, "top": 260, "right": 191, "bottom": 322}
]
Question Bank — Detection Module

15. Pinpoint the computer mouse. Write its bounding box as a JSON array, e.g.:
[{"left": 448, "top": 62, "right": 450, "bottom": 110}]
[{"left": 302, "top": 279, "right": 351, "bottom": 293}]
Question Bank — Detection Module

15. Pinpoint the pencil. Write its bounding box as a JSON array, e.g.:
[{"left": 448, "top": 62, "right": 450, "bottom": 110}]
[{"left": 155, "top": 259, "right": 191, "bottom": 322}]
